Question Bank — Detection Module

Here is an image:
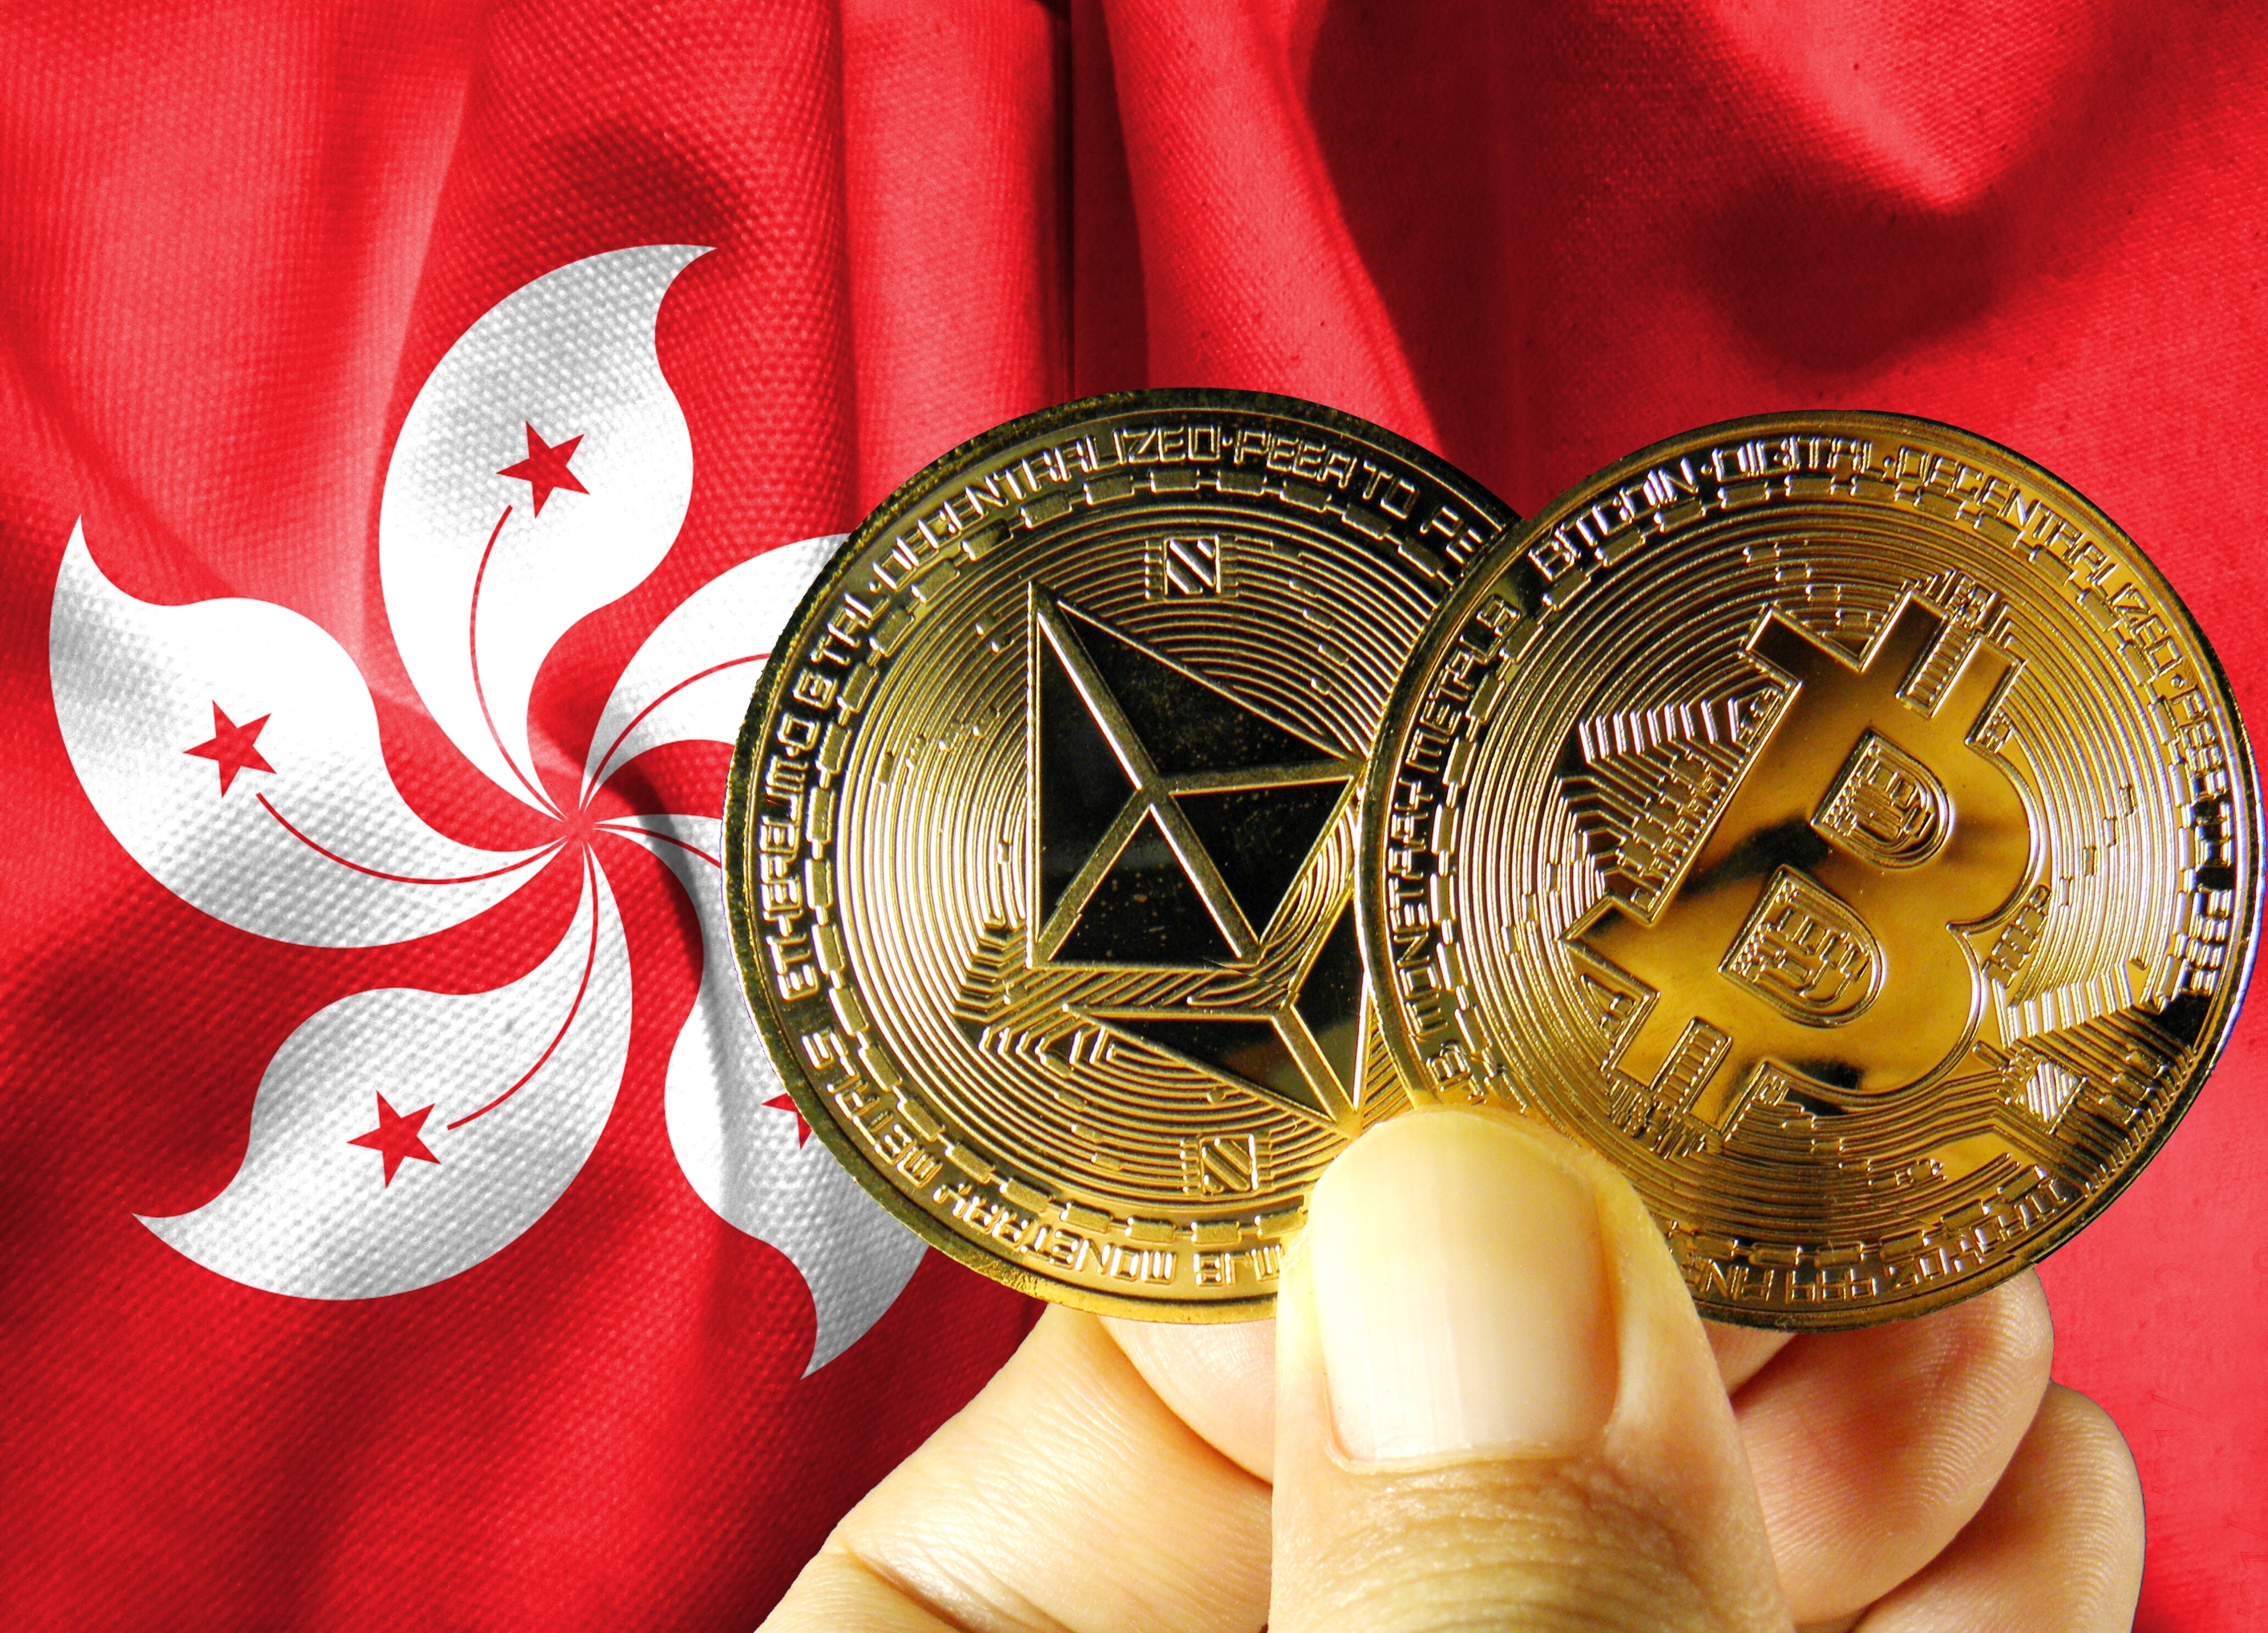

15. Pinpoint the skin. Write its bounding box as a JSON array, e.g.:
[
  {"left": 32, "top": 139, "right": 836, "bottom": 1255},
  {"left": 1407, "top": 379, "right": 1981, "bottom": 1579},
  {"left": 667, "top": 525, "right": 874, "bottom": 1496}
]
[{"left": 764, "top": 1114, "right": 2143, "bottom": 1632}]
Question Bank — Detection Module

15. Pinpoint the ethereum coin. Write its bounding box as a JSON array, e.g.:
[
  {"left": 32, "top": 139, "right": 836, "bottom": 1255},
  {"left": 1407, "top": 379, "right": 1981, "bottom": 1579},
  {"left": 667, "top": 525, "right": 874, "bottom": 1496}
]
[
  {"left": 728, "top": 390, "right": 1515, "bottom": 1317},
  {"left": 1361, "top": 412, "right": 2258, "bottom": 1327}
]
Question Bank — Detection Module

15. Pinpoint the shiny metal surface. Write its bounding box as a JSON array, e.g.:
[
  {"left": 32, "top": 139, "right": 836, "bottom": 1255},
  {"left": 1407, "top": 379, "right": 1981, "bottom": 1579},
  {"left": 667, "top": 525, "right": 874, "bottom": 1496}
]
[
  {"left": 729, "top": 390, "right": 1515, "bottom": 1318},
  {"left": 1361, "top": 413, "right": 2257, "bottom": 1327}
]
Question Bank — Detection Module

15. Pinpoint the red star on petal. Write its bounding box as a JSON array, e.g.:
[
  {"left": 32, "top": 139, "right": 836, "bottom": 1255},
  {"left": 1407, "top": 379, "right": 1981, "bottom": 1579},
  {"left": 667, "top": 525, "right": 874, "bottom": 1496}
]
[
  {"left": 497, "top": 422, "right": 588, "bottom": 516},
  {"left": 765, "top": 1093, "right": 813, "bottom": 1149},
  {"left": 348, "top": 1093, "right": 441, "bottom": 1186},
  {"left": 183, "top": 703, "right": 274, "bottom": 795}
]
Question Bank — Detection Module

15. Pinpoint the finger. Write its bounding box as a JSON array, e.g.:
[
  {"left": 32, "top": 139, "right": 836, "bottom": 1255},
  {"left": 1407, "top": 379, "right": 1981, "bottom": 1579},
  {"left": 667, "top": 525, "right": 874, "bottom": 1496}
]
[
  {"left": 1103, "top": 1315, "right": 1277, "bottom": 1480},
  {"left": 1708, "top": 1321, "right": 1793, "bottom": 1394},
  {"left": 764, "top": 1305, "right": 1271, "bottom": 1633},
  {"left": 1271, "top": 1106, "right": 1787, "bottom": 1632},
  {"left": 1097, "top": 1224, "right": 1805, "bottom": 1497},
  {"left": 1102, "top": 1250, "right": 1829, "bottom": 1507},
  {"left": 767, "top": 1553, "right": 963, "bottom": 1633},
  {"left": 1735, "top": 1273, "right": 2054, "bottom": 1626},
  {"left": 1853, "top": 1384, "right": 2143, "bottom": 1632},
  {"left": 1100, "top": 1246, "right": 1802, "bottom": 1488}
]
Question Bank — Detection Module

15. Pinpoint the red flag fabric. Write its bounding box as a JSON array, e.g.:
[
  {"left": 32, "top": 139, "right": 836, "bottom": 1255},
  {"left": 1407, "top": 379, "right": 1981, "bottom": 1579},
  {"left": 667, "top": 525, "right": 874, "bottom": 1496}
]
[{"left": 3, "top": 3, "right": 2262, "bottom": 1628}]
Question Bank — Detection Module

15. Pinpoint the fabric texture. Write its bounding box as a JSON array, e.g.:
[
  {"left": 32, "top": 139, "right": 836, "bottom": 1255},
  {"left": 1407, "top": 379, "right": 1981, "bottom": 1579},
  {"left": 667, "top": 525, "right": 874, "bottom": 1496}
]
[{"left": 2, "top": 2, "right": 2262, "bottom": 1627}]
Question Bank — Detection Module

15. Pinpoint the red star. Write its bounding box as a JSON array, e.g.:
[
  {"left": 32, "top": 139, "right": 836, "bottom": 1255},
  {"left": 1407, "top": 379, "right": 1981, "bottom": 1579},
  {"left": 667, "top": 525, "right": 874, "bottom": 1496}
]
[
  {"left": 348, "top": 1093, "right": 440, "bottom": 1186},
  {"left": 765, "top": 1093, "right": 813, "bottom": 1148},
  {"left": 182, "top": 703, "right": 274, "bottom": 795},
  {"left": 497, "top": 422, "right": 588, "bottom": 516}
]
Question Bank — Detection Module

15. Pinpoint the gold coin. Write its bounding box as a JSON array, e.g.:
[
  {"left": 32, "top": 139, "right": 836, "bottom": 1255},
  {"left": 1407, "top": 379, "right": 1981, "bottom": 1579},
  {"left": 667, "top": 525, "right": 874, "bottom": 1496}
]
[
  {"left": 1361, "top": 413, "right": 2258, "bottom": 1327},
  {"left": 728, "top": 390, "right": 1515, "bottom": 1318}
]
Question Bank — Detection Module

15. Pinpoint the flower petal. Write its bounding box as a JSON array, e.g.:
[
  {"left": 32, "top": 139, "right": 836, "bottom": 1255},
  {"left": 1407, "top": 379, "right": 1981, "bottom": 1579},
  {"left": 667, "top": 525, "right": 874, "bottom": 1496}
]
[
  {"left": 139, "top": 856, "right": 631, "bottom": 1297},
  {"left": 380, "top": 244, "right": 707, "bottom": 812},
  {"left": 612, "top": 812, "right": 924, "bottom": 1374},
  {"left": 50, "top": 523, "right": 552, "bottom": 947},
  {"left": 581, "top": 533, "right": 842, "bottom": 797}
]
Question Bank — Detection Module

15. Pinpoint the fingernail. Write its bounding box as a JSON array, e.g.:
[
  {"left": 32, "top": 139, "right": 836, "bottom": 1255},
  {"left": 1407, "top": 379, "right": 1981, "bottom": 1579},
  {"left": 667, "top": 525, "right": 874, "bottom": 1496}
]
[{"left": 1309, "top": 1109, "right": 1616, "bottom": 1461}]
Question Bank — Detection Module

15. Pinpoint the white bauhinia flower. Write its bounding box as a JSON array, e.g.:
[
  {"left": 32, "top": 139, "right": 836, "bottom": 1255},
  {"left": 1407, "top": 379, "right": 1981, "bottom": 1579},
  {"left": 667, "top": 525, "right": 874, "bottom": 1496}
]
[{"left": 48, "top": 245, "right": 922, "bottom": 1374}]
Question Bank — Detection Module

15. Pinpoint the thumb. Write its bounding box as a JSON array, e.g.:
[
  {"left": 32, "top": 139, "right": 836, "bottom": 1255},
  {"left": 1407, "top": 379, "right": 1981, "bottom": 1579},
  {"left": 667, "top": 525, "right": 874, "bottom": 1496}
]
[{"left": 1272, "top": 1105, "right": 1788, "bottom": 1632}]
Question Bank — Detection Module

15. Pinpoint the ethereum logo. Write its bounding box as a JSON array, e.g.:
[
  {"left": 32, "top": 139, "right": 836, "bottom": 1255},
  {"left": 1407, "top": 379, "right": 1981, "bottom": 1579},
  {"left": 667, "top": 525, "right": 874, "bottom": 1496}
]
[
  {"left": 1030, "top": 591, "right": 1356, "bottom": 965},
  {"left": 1093, "top": 900, "right": 1370, "bottom": 1124},
  {"left": 1015, "top": 589, "right": 1372, "bottom": 1128}
]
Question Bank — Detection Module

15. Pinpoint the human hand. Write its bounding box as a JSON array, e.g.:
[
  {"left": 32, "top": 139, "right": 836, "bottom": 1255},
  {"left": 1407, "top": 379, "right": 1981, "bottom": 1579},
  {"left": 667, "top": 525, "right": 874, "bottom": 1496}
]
[{"left": 763, "top": 1107, "right": 2142, "bottom": 1630}]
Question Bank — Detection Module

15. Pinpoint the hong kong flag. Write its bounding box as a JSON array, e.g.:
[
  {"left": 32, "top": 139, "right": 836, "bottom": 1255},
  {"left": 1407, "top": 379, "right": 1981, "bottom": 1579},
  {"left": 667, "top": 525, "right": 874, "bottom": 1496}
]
[{"left": 3, "top": 3, "right": 2265, "bottom": 1629}]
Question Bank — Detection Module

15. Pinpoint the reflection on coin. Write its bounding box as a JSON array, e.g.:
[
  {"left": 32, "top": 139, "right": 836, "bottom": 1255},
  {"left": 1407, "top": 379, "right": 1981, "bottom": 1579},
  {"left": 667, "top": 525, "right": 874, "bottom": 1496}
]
[
  {"left": 1361, "top": 413, "right": 2257, "bottom": 1328},
  {"left": 728, "top": 390, "right": 1515, "bottom": 1318}
]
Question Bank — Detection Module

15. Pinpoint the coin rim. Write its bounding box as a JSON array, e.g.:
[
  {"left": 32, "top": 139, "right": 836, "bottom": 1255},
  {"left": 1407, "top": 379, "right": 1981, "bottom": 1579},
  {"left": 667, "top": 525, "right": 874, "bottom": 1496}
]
[
  {"left": 1355, "top": 409, "right": 2262, "bottom": 1330},
  {"left": 727, "top": 387, "right": 1518, "bottom": 1321}
]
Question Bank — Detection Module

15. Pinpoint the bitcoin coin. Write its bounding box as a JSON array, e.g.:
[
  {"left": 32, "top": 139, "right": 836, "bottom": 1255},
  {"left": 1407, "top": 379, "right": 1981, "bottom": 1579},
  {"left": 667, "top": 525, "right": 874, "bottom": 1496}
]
[
  {"left": 1361, "top": 413, "right": 2257, "bottom": 1328},
  {"left": 728, "top": 390, "right": 1515, "bottom": 1318}
]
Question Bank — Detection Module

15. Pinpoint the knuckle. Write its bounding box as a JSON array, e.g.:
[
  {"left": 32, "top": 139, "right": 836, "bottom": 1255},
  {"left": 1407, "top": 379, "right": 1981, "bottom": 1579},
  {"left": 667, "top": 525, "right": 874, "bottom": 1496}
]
[{"left": 1282, "top": 1460, "right": 1746, "bottom": 1633}]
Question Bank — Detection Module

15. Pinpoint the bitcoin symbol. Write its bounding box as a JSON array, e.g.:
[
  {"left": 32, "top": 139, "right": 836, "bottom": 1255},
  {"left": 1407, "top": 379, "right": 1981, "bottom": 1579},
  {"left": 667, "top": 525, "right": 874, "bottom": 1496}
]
[
  {"left": 1570, "top": 596, "right": 2033, "bottom": 1125},
  {"left": 1365, "top": 413, "right": 2257, "bottom": 1327}
]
